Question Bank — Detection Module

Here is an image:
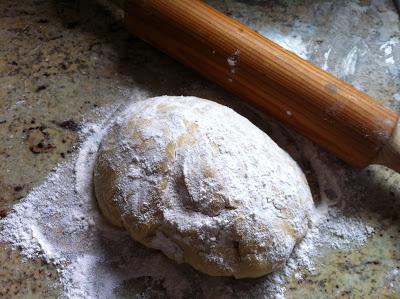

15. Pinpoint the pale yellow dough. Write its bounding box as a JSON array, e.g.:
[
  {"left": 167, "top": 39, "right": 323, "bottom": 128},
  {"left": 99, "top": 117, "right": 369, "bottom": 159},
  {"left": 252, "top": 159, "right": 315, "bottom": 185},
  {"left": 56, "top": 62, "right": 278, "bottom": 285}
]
[{"left": 94, "top": 96, "right": 314, "bottom": 278}]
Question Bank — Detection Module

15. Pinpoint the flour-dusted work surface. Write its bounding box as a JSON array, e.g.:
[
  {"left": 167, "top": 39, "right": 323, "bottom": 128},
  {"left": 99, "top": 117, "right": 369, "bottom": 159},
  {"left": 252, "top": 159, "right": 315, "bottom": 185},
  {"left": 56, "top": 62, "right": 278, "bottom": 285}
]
[{"left": 0, "top": 0, "right": 399, "bottom": 298}]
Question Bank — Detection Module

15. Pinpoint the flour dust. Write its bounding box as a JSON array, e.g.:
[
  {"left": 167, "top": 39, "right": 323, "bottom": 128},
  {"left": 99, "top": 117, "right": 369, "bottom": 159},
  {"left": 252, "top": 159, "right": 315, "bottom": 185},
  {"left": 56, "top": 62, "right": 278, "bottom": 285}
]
[{"left": 0, "top": 93, "right": 374, "bottom": 298}]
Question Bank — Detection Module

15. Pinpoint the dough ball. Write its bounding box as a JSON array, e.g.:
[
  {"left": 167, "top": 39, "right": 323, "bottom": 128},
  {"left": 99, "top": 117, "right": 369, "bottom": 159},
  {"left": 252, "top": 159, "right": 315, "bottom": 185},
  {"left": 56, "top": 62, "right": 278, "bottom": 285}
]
[{"left": 94, "top": 96, "right": 314, "bottom": 278}]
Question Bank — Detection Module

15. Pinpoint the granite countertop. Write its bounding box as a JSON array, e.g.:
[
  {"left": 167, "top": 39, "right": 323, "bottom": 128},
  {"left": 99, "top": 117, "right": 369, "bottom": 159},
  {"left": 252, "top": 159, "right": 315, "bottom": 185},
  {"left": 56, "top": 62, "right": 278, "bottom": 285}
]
[{"left": 0, "top": 0, "right": 399, "bottom": 297}]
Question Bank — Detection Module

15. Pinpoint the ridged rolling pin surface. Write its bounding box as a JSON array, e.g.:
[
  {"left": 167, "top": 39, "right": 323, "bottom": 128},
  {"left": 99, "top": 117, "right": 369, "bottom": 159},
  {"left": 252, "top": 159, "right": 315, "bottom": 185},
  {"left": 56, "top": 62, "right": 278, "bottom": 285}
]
[{"left": 112, "top": 0, "right": 400, "bottom": 172}]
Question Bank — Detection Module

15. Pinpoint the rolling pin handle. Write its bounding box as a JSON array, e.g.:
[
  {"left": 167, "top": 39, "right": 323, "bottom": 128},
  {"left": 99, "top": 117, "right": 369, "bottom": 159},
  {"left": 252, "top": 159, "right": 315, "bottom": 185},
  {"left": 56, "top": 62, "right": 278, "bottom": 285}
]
[{"left": 373, "top": 120, "right": 400, "bottom": 172}]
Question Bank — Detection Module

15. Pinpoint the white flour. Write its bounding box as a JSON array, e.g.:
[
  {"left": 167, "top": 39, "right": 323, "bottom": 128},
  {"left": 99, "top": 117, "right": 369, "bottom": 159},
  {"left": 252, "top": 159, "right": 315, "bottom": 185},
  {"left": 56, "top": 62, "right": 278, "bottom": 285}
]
[{"left": 0, "top": 95, "right": 374, "bottom": 298}]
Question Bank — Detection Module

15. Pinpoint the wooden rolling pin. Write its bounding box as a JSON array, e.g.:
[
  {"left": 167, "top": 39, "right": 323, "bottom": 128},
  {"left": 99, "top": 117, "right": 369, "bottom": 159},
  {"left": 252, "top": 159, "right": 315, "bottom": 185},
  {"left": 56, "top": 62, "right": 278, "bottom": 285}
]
[{"left": 111, "top": 0, "right": 400, "bottom": 172}]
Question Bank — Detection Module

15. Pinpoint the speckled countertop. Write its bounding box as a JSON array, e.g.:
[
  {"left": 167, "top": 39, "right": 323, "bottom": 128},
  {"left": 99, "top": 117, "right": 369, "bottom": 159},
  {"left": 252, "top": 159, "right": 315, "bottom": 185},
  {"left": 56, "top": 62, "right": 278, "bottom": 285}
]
[{"left": 0, "top": 0, "right": 399, "bottom": 298}]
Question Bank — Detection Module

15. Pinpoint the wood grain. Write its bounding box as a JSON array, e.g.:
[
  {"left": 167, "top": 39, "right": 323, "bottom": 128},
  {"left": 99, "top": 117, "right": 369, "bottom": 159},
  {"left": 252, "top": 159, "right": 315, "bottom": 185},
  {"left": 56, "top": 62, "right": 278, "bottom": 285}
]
[{"left": 121, "top": 0, "right": 398, "bottom": 168}]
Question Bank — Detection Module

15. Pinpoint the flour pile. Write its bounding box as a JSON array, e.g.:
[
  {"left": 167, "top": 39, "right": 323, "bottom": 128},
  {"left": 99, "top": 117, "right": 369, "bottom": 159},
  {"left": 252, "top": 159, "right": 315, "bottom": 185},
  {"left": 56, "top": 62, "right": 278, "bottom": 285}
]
[{"left": 0, "top": 96, "right": 374, "bottom": 298}]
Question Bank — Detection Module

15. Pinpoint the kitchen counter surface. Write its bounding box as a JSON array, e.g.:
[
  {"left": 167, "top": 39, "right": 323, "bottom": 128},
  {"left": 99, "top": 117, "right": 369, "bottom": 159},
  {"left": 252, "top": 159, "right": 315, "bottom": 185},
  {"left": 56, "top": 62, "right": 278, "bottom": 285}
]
[{"left": 0, "top": 0, "right": 399, "bottom": 297}]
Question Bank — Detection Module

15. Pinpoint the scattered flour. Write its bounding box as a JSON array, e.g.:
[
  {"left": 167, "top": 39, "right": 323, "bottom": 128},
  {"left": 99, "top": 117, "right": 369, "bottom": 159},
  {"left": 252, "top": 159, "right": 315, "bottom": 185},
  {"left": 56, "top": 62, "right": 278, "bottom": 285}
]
[
  {"left": 322, "top": 48, "right": 332, "bottom": 71},
  {"left": 0, "top": 94, "right": 375, "bottom": 298},
  {"left": 261, "top": 31, "right": 310, "bottom": 60},
  {"left": 385, "top": 56, "right": 395, "bottom": 65},
  {"left": 341, "top": 46, "right": 359, "bottom": 77},
  {"left": 380, "top": 37, "right": 399, "bottom": 53}
]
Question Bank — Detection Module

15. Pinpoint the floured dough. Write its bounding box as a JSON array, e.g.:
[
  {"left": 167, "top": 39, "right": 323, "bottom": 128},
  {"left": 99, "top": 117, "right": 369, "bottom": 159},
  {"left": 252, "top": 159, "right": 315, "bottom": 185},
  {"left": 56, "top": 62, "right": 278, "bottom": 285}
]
[{"left": 94, "top": 96, "right": 314, "bottom": 278}]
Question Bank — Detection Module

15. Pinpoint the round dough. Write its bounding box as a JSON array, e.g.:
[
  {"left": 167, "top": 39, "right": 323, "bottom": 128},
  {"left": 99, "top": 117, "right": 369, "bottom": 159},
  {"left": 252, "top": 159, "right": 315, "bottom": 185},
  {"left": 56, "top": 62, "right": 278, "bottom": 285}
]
[{"left": 94, "top": 96, "right": 314, "bottom": 278}]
